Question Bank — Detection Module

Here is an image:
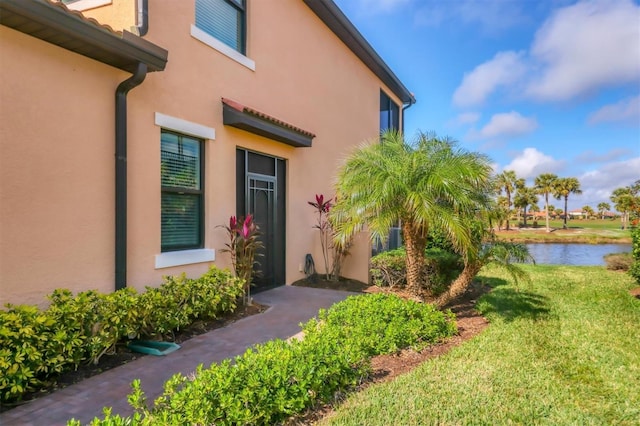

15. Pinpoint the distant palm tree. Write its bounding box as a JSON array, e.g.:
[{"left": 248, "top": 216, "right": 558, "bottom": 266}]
[
  {"left": 553, "top": 177, "right": 582, "bottom": 229},
  {"left": 535, "top": 173, "right": 559, "bottom": 232},
  {"left": 582, "top": 205, "right": 595, "bottom": 219},
  {"left": 610, "top": 185, "right": 639, "bottom": 229},
  {"left": 495, "top": 170, "right": 523, "bottom": 231},
  {"left": 332, "top": 130, "right": 493, "bottom": 298},
  {"left": 597, "top": 202, "right": 611, "bottom": 219},
  {"left": 513, "top": 186, "right": 538, "bottom": 227}
]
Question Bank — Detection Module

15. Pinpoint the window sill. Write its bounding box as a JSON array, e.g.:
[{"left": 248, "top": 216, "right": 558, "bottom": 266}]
[
  {"left": 190, "top": 25, "right": 255, "bottom": 71},
  {"left": 155, "top": 249, "right": 215, "bottom": 269}
]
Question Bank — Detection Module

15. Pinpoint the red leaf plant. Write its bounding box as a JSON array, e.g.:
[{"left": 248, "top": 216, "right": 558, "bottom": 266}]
[{"left": 219, "top": 214, "right": 263, "bottom": 305}]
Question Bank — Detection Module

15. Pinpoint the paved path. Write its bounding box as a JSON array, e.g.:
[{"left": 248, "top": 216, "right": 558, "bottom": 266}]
[{"left": 1, "top": 286, "right": 356, "bottom": 426}]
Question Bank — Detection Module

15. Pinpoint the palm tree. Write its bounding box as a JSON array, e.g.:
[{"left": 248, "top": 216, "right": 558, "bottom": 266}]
[
  {"left": 332, "top": 130, "right": 493, "bottom": 298},
  {"left": 495, "top": 170, "right": 523, "bottom": 231},
  {"left": 534, "top": 173, "right": 558, "bottom": 232},
  {"left": 513, "top": 186, "right": 538, "bottom": 227},
  {"left": 553, "top": 177, "right": 582, "bottom": 229},
  {"left": 582, "top": 205, "right": 594, "bottom": 219},
  {"left": 597, "top": 202, "right": 611, "bottom": 219},
  {"left": 435, "top": 214, "right": 534, "bottom": 307},
  {"left": 611, "top": 183, "right": 640, "bottom": 229}
]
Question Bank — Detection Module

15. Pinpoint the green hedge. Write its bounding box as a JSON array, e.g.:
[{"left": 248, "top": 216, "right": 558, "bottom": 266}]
[
  {"left": 629, "top": 227, "right": 640, "bottom": 284},
  {"left": 0, "top": 267, "right": 244, "bottom": 403},
  {"left": 370, "top": 248, "right": 463, "bottom": 295},
  {"left": 71, "top": 294, "right": 457, "bottom": 426}
]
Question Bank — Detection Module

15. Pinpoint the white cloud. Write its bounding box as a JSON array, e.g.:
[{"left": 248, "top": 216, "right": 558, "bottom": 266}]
[
  {"left": 447, "top": 112, "right": 481, "bottom": 127},
  {"left": 503, "top": 147, "right": 565, "bottom": 179},
  {"left": 452, "top": 0, "right": 640, "bottom": 106},
  {"left": 588, "top": 95, "right": 640, "bottom": 126},
  {"left": 475, "top": 111, "right": 538, "bottom": 139},
  {"left": 453, "top": 51, "right": 526, "bottom": 107},
  {"left": 578, "top": 157, "right": 640, "bottom": 210},
  {"left": 526, "top": 0, "right": 640, "bottom": 101}
]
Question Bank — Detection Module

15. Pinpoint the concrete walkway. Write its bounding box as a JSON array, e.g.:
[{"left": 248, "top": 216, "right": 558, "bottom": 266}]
[{"left": 1, "top": 286, "right": 356, "bottom": 426}]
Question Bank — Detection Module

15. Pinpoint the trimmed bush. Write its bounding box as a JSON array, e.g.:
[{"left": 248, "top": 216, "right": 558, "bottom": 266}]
[
  {"left": 603, "top": 252, "right": 633, "bottom": 271},
  {"left": 0, "top": 266, "right": 243, "bottom": 403},
  {"left": 72, "top": 294, "right": 457, "bottom": 426},
  {"left": 628, "top": 227, "right": 640, "bottom": 284},
  {"left": 370, "top": 247, "right": 463, "bottom": 295}
]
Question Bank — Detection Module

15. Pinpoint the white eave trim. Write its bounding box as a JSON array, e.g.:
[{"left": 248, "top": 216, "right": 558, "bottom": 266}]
[
  {"left": 190, "top": 24, "right": 256, "bottom": 71},
  {"left": 155, "top": 113, "right": 216, "bottom": 140}
]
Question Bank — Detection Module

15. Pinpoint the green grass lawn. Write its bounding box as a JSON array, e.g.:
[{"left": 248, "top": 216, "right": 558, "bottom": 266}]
[
  {"left": 496, "top": 219, "right": 632, "bottom": 243},
  {"left": 321, "top": 265, "right": 640, "bottom": 425}
]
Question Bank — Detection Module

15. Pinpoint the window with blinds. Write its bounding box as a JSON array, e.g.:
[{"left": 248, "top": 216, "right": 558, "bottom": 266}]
[
  {"left": 195, "top": 0, "right": 246, "bottom": 54},
  {"left": 161, "top": 130, "right": 204, "bottom": 252}
]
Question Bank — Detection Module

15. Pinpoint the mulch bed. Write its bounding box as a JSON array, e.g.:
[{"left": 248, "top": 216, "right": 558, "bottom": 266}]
[{"left": 631, "top": 287, "right": 640, "bottom": 299}]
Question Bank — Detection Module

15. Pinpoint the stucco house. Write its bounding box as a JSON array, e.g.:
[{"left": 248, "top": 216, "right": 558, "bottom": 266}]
[{"left": 0, "top": 0, "right": 415, "bottom": 306}]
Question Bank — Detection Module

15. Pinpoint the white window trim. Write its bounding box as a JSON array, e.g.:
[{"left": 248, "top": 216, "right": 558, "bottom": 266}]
[
  {"left": 155, "top": 249, "right": 215, "bottom": 269},
  {"left": 190, "top": 24, "right": 256, "bottom": 71},
  {"left": 63, "top": 0, "right": 112, "bottom": 11},
  {"left": 156, "top": 113, "right": 215, "bottom": 265},
  {"left": 155, "top": 113, "right": 216, "bottom": 140}
]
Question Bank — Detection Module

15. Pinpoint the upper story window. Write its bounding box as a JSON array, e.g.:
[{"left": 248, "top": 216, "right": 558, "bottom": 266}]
[
  {"left": 195, "top": 0, "right": 246, "bottom": 55},
  {"left": 380, "top": 90, "right": 399, "bottom": 132}
]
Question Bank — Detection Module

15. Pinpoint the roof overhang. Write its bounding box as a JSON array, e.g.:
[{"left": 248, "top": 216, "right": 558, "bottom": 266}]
[
  {"left": 0, "top": 0, "right": 168, "bottom": 73},
  {"left": 304, "top": 0, "right": 415, "bottom": 105},
  {"left": 222, "top": 98, "right": 315, "bottom": 148}
]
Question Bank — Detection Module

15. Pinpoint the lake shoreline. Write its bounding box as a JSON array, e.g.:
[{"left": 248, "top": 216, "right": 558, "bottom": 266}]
[{"left": 494, "top": 226, "right": 633, "bottom": 244}]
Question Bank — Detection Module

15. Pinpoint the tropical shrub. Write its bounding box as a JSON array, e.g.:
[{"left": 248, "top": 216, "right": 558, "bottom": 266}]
[
  {"left": 628, "top": 227, "right": 640, "bottom": 284},
  {"left": 370, "top": 248, "right": 463, "bottom": 295},
  {"left": 0, "top": 266, "right": 243, "bottom": 403},
  {"left": 219, "top": 215, "right": 263, "bottom": 304},
  {"left": 603, "top": 252, "right": 633, "bottom": 271},
  {"left": 71, "top": 294, "right": 457, "bottom": 426}
]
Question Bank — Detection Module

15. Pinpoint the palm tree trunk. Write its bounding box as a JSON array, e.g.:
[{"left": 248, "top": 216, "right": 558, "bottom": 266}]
[
  {"left": 545, "top": 193, "right": 551, "bottom": 232},
  {"left": 505, "top": 191, "right": 511, "bottom": 231},
  {"left": 563, "top": 195, "right": 568, "bottom": 229},
  {"left": 435, "top": 261, "right": 482, "bottom": 308},
  {"left": 402, "top": 221, "right": 426, "bottom": 299}
]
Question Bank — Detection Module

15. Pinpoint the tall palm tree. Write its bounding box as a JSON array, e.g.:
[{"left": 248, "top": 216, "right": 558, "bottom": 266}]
[
  {"left": 553, "top": 177, "right": 582, "bottom": 229},
  {"left": 495, "top": 170, "right": 523, "bottom": 231},
  {"left": 597, "top": 202, "right": 611, "bottom": 219},
  {"left": 332, "top": 130, "right": 493, "bottom": 298},
  {"left": 534, "top": 173, "right": 558, "bottom": 232},
  {"left": 514, "top": 186, "right": 538, "bottom": 227}
]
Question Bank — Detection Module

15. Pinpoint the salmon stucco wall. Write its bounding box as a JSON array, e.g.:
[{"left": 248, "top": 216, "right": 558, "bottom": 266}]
[
  {"left": 0, "top": 0, "right": 407, "bottom": 306},
  {"left": 0, "top": 27, "right": 128, "bottom": 306},
  {"left": 65, "top": 0, "right": 136, "bottom": 33}
]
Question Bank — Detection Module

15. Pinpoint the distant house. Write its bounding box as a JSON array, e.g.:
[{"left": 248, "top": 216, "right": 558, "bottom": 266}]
[
  {"left": 567, "top": 209, "right": 585, "bottom": 219},
  {"left": 0, "top": 0, "right": 415, "bottom": 305}
]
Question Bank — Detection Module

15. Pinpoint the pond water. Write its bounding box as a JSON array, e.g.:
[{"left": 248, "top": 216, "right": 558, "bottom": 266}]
[{"left": 525, "top": 243, "right": 632, "bottom": 266}]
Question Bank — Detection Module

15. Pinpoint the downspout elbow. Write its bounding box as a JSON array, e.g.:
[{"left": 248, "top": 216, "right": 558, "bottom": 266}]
[
  {"left": 136, "top": 0, "right": 149, "bottom": 36},
  {"left": 401, "top": 97, "right": 415, "bottom": 135},
  {"left": 115, "top": 62, "right": 148, "bottom": 291}
]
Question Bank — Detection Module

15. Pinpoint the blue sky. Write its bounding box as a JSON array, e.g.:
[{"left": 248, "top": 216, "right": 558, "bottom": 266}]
[{"left": 334, "top": 0, "right": 640, "bottom": 212}]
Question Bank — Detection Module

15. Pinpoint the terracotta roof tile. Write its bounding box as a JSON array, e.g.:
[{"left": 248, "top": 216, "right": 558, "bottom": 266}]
[{"left": 222, "top": 98, "right": 316, "bottom": 138}]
